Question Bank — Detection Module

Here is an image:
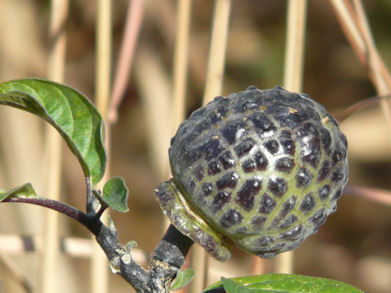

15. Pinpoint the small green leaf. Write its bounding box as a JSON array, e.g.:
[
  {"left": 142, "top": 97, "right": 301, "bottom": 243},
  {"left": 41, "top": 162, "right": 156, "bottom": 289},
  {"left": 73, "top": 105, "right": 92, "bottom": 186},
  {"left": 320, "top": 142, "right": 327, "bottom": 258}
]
[
  {"left": 0, "top": 183, "right": 39, "bottom": 201},
  {"left": 125, "top": 240, "right": 137, "bottom": 250},
  {"left": 170, "top": 269, "right": 195, "bottom": 291},
  {"left": 100, "top": 176, "right": 129, "bottom": 212},
  {"left": 204, "top": 274, "right": 363, "bottom": 293},
  {"left": 0, "top": 78, "right": 106, "bottom": 185}
]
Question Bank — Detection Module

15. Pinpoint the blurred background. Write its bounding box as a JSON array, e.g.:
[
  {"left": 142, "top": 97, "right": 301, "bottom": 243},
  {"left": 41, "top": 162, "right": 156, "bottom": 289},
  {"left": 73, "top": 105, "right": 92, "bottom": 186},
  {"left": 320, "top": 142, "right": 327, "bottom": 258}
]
[{"left": 0, "top": 0, "right": 391, "bottom": 292}]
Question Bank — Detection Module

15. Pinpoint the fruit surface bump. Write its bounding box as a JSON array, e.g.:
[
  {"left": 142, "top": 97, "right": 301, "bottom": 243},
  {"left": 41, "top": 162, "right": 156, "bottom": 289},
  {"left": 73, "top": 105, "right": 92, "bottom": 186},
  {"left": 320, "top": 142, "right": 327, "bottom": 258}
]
[{"left": 155, "top": 86, "right": 348, "bottom": 262}]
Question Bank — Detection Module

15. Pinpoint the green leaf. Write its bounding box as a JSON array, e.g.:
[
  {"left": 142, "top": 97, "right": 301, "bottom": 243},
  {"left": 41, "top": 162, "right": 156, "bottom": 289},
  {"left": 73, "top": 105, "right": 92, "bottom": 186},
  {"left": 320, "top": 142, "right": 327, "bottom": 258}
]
[
  {"left": 0, "top": 78, "right": 106, "bottom": 185},
  {"left": 100, "top": 176, "right": 129, "bottom": 212},
  {"left": 0, "top": 183, "right": 39, "bottom": 201},
  {"left": 221, "top": 278, "right": 253, "bottom": 293},
  {"left": 170, "top": 269, "right": 195, "bottom": 291},
  {"left": 204, "top": 274, "right": 363, "bottom": 293}
]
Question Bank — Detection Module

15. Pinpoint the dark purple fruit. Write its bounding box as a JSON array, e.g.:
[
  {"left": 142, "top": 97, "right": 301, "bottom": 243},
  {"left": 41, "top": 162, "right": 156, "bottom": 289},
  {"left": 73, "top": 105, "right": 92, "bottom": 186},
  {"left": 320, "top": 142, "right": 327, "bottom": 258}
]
[{"left": 155, "top": 86, "right": 348, "bottom": 261}]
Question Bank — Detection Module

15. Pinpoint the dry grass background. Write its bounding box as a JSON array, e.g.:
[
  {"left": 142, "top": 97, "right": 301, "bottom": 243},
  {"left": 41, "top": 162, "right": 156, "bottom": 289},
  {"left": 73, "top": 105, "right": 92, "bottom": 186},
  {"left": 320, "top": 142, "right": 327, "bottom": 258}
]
[{"left": 0, "top": 0, "right": 391, "bottom": 292}]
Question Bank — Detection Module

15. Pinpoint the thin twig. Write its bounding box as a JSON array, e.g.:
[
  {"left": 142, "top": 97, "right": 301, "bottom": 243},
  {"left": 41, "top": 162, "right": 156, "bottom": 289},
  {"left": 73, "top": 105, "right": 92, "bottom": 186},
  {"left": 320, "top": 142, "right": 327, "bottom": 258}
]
[
  {"left": 329, "top": 0, "right": 391, "bottom": 136},
  {"left": 95, "top": 205, "right": 107, "bottom": 219},
  {"left": 109, "top": 0, "right": 145, "bottom": 123},
  {"left": 335, "top": 94, "right": 391, "bottom": 122},
  {"left": 275, "top": 0, "right": 307, "bottom": 276},
  {"left": 345, "top": 185, "right": 391, "bottom": 206}
]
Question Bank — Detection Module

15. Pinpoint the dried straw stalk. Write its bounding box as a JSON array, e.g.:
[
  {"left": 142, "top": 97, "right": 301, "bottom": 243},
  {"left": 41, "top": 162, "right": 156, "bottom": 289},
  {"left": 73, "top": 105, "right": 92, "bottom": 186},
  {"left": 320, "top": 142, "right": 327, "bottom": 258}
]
[
  {"left": 92, "top": 0, "right": 112, "bottom": 292},
  {"left": 273, "top": 0, "right": 307, "bottom": 275},
  {"left": 169, "top": 2, "right": 193, "bottom": 291},
  {"left": 41, "top": 0, "right": 68, "bottom": 292},
  {"left": 191, "top": 1, "right": 232, "bottom": 292},
  {"left": 329, "top": 0, "right": 391, "bottom": 131},
  {"left": 109, "top": 0, "right": 145, "bottom": 124}
]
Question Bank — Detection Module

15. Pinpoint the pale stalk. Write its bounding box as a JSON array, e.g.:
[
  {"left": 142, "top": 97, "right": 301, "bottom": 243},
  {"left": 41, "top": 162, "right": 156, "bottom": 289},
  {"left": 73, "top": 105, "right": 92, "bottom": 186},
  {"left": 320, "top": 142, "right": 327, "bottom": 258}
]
[
  {"left": 163, "top": 0, "right": 192, "bottom": 264},
  {"left": 41, "top": 0, "right": 68, "bottom": 292},
  {"left": 351, "top": 0, "right": 391, "bottom": 129},
  {"left": 172, "top": 0, "right": 192, "bottom": 129},
  {"left": 329, "top": 0, "right": 365, "bottom": 60},
  {"left": 191, "top": 1, "right": 231, "bottom": 292},
  {"left": 330, "top": 0, "right": 391, "bottom": 151},
  {"left": 92, "top": 0, "right": 112, "bottom": 292},
  {"left": 202, "top": 0, "right": 232, "bottom": 106},
  {"left": 274, "top": 0, "right": 307, "bottom": 275}
]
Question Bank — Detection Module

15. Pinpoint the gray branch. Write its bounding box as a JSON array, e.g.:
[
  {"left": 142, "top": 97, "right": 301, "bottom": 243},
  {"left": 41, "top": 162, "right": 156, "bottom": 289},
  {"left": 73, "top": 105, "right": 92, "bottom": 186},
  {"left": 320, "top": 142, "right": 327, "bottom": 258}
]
[{"left": 91, "top": 221, "right": 194, "bottom": 292}]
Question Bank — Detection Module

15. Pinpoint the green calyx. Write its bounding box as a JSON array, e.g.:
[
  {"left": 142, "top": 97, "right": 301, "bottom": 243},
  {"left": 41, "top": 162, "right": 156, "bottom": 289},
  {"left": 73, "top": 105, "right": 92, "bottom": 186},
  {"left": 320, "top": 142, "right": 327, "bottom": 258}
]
[{"left": 154, "top": 179, "right": 231, "bottom": 262}]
